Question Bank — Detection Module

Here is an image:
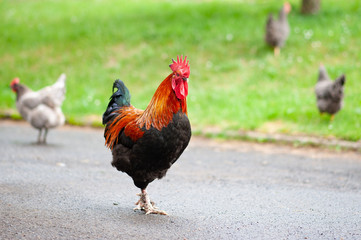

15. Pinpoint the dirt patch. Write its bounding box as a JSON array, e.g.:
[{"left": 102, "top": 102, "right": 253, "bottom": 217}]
[
  {"left": 258, "top": 120, "right": 289, "bottom": 133},
  {"left": 1, "top": 119, "right": 360, "bottom": 158},
  {"left": 191, "top": 136, "right": 361, "bottom": 160}
]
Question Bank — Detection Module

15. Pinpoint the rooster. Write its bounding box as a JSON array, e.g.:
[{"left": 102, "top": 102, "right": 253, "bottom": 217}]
[
  {"left": 315, "top": 65, "right": 346, "bottom": 121},
  {"left": 265, "top": 2, "right": 291, "bottom": 56},
  {"left": 10, "top": 74, "right": 66, "bottom": 144},
  {"left": 103, "top": 56, "right": 191, "bottom": 215}
]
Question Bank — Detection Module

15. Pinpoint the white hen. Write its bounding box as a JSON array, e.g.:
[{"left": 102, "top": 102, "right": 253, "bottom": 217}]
[{"left": 10, "top": 74, "right": 66, "bottom": 143}]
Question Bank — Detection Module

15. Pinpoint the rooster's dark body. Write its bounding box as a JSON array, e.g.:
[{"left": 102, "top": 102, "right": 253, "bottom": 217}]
[
  {"left": 103, "top": 56, "right": 191, "bottom": 214},
  {"left": 103, "top": 81, "right": 191, "bottom": 190}
]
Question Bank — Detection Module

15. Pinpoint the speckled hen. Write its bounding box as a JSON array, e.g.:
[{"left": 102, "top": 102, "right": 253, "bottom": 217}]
[
  {"left": 315, "top": 65, "right": 346, "bottom": 121},
  {"left": 265, "top": 2, "right": 291, "bottom": 56}
]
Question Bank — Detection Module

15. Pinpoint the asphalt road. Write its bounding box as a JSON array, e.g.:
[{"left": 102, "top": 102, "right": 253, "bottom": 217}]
[{"left": 1, "top": 120, "right": 361, "bottom": 240}]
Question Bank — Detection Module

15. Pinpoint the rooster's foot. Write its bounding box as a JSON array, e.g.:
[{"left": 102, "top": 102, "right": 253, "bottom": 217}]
[{"left": 133, "top": 190, "right": 167, "bottom": 215}]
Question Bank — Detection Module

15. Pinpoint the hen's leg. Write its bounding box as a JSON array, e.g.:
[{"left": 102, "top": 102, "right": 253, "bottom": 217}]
[
  {"left": 43, "top": 128, "right": 48, "bottom": 144},
  {"left": 274, "top": 47, "right": 280, "bottom": 56},
  {"left": 37, "top": 129, "right": 43, "bottom": 144},
  {"left": 134, "top": 189, "right": 167, "bottom": 215}
]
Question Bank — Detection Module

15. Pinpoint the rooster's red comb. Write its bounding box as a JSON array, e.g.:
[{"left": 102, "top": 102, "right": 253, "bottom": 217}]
[{"left": 169, "top": 55, "right": 190, "bottom": 78}]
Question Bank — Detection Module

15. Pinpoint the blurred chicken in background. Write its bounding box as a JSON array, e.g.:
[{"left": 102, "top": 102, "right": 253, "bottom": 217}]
[
  {"left": 10, "top": 74, "right": 66, "bottom": 144},
  {"left": 315, "top": 65, "right": 346, "bottom": 121},
  {"left": 265, "top": 2, "right": 291, "bottom": 56}
]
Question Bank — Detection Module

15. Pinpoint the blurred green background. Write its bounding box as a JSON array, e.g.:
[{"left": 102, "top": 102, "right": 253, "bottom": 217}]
[{"left": 1, "top": 0, "right": 360, "bottom": 140}]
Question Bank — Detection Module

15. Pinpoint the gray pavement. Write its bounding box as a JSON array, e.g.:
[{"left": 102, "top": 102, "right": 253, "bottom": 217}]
[{"left": 0, "top": 120, "right": 360, "bottom": 240}]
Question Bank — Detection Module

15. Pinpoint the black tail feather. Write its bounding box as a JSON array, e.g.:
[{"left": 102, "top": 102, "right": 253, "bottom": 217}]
[{"left": 102, "top": 80, "right": 131, "bottom": 125}]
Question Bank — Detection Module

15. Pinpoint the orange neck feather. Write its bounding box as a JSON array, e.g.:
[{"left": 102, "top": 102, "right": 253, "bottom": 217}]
[
  {"left": 137, "top": 73, "right": 187, "bottom": 130},
  {"left": 105, "top": 73, "right": 188, "bottom": 149}
]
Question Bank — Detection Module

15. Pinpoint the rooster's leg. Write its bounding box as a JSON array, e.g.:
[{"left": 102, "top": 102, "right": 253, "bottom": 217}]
[
  {"left": 330, "top": 114, "right": 335, "bottom": 121},
  {"left": 274, "top": 47, "right": 280, "bottom": 56},
  {"left": 134, "top": 189, "right": 167, "bottom": 215}
]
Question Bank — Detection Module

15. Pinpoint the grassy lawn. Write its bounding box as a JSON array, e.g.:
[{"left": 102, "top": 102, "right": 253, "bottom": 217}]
[{"left": 1, "top": 0, "right": 360, "bottom": 141}]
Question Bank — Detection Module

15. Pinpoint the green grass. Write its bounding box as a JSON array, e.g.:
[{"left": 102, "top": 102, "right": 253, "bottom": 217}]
[{"left": 1, "top": 0, "right": 361, "bottom": 141}]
